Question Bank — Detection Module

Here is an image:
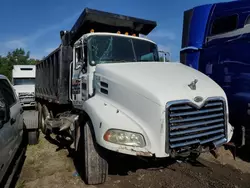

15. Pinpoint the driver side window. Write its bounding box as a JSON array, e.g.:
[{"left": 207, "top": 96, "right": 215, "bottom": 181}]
[
  {"left": 75, "top": 46, "right": 87, "bottom": 73},
  {"left": 75, "top": 47, "right": 83, "bottom": 64}
]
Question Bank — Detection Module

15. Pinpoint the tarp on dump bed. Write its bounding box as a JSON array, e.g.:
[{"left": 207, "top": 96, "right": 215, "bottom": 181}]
[{"left": 69, "top": 8, "right": 157, "bottom": 44}]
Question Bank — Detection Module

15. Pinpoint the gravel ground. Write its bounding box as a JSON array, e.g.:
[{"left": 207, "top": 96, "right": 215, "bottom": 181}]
[
  {"left": 15, "top": 133, "right": 250, "bottom": 188},
  {"left": 12, "top": 110, "right": 250, "bottom": 188}
]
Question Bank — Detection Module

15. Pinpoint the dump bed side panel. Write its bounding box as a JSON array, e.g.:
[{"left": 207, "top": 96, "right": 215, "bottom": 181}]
[{"left": 35, "top": 46, "right": 72, "bottom": 104}]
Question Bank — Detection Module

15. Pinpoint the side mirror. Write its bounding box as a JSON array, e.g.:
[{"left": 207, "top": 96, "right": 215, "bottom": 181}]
[
  {"left": 75, "top": 60, "right": 84, "bottom": 70},
  {"left": 158, "top": 51, "right": 171, "bottom": 62},
  {"left": 75, "top": 60, "right": 87, "bottom": 74},
  {"left": 0, "top": 99, "right": 10, "bottom": 129}
]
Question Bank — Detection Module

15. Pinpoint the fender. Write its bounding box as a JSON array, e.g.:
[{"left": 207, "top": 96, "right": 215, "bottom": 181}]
[
  {"left": 227, "top": 122, "right": 234, "bottom": 143},
  {"left": 80, "top": 95, "right": 154, "bottom": 156}
]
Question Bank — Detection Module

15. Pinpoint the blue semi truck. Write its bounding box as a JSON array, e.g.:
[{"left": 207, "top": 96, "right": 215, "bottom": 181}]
[{"left": 180, "top": 0, "right": 250, "bottom": 146}]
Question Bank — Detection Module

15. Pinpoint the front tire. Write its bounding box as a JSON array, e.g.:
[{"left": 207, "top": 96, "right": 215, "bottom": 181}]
[{"left": 77, "top": 120, "right": 108, "bottom": 185}]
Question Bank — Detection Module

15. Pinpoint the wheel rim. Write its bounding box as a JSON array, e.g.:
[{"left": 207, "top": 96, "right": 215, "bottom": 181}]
[{"left": 41, "top": 115, "right": 45, "bottom": 133}]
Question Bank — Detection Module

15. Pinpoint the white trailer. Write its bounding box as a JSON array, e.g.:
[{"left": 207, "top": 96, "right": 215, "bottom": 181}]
[{"left": 12, "top": 65, "right": 36, "bottom": 107}]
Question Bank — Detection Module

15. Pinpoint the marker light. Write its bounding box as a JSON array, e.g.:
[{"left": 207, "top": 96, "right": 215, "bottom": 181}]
[
  {"left": 90, "top": 29, "right": 94, "bottom": 33},
  {"left": 132, "top": 34, "right": 136, "bottom": 36},
  {"left": 125, "top": 32, "right": 129, "bottom": 35},
  {"left": 117, "top": 31, "right": 121, "bottom": 34}
]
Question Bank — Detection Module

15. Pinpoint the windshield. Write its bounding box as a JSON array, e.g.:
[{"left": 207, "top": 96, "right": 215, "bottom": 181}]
[
  {"left": 88, "top": 35, "right": 159, "bottom": 65},
  {"left": 13, "top": 78, "right": 35, "bottom": 85}
]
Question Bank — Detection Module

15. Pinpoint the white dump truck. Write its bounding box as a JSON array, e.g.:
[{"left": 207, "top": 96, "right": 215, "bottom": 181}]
[
  {"left": 12, "top": 65, "right": 36, "bottom": 107},
  {"left": 35, "top": 8, "right": 234, "bottom": 185}
]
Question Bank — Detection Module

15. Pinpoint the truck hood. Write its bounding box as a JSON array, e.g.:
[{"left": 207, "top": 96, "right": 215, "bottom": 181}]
[
  {"left": 13, "top": 85, "right": 35, "bottom": 94},
  {"left": 96, "top": 62, "right": 226, "bottom": 106}
]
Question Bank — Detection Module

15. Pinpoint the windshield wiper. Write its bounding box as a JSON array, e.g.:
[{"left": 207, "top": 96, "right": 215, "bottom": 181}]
[{"left": 101, "top": 58, "right": 127, "bottom": 62}]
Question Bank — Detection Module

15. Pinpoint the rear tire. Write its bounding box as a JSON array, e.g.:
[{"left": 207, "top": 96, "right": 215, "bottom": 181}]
[
  {"left": 77, "top": 120, "right": 108, "bottom": 185},
  {"left": 37, "top": 103, "right": 42, "bottom": 130},
  {"left": 41, "top": 104, "right": 51, "bottom": 136},
  {"left": 28, "top": 130, "right": 39, "bottom": 145}
]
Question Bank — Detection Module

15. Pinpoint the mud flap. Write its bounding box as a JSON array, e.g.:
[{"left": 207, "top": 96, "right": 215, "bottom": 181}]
[{"left": 224, "top": 142, "right": 236, "bottom": 160}]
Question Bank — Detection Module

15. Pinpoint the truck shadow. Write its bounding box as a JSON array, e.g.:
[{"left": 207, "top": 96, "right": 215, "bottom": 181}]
[
  {"left": 43, "top": 135, "right": 206, "bottom": 178},
  {"left": 44, "top": 135, "right": 179, "bottom": 175},
  {"left": 228, "top": 130, "right": 250, "bottom": 162},
  {"left": 236, "top": 146, "right": 250, "bottom": 162},
  {"left": 45, "top": 135, "right": 74, "bottom": 155},
  {"left": 229, "top": 119, "right": 250, "bottom": 162},
  {"left": 107, "top": 155, "right": 177, "bottom": 176}
]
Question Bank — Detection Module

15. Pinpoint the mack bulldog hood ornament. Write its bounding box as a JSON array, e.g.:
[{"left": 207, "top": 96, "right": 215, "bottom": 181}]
[{"left": 188, "top": 79, "right": 198, "bottom": 90}]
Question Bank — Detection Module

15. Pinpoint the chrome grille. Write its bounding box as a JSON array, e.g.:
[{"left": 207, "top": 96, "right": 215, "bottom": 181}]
[
  {"left": 167, "top": 99, "right": 226, "bottom": 151},
  {"left": 18, "top": 92, "right": 34, "bottom": 99}
]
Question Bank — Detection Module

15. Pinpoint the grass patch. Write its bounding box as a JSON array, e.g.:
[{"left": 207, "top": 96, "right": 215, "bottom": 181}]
[{"left": 16, "top": 180, "right": 25, "bottom": 188}]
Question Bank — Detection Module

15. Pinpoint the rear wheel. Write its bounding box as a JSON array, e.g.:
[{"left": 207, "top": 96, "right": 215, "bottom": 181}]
[
  {"left": 37, "top": 103, "right": 42, "bottom": 130},
  {"left": 40, "top": 104, "right": 51, "bottom": 136},
  {"left": 77, "top": 120, "right": 108, "bottom": 185}
]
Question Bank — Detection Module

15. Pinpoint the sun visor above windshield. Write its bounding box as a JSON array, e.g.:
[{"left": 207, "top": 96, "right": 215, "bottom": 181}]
[{"left": 67, "top": 8, "right": 157, "bottom": 45}]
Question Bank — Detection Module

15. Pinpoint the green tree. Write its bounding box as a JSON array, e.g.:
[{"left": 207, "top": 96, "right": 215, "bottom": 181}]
[
  {"left": 0, "top": 48, "right": 40, "bottom": 80},
  {"left": 159, "top": 56, "right": 164, "bottom": 62}
]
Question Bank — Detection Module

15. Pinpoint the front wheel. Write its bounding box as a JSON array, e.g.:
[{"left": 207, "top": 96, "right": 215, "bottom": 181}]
[{"left": 76, "top": 120, "right": 108, "bottom": 185}]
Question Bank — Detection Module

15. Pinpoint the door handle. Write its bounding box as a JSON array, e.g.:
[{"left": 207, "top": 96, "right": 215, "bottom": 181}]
[
  {"left": 10, "top": 118, "right": 16, "bottom": 125},
  {"left": 20, "top": 108, "right": 24, "bottom": 114}
]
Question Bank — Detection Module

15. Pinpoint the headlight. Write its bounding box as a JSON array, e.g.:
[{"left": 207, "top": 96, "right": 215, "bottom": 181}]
[{"left": 104, "top": 129, "right": 146, "bottom": 147}]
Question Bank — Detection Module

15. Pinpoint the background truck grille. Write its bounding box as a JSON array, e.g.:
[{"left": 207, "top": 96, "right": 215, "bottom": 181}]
[
  {"left": 19, "top": 92, "right": 34, "bottom": 97},
  {"left": 167, "top": 99, "right": 226, "bottom": 151}
]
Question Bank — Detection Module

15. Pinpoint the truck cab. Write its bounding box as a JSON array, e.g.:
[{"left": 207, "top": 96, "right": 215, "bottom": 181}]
[
  {"left": 36, "top": 8, "right": 234, "bottom": 185},
  {"left": 180, "top": 1, "right": 250, "bottom": 146},
  {"left": 12, "top": 65, "right": 36, "bottom": 108}
]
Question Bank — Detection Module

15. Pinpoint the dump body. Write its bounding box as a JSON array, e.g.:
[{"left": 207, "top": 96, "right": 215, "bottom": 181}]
[{"left": 35, "top": 46, "right": 72, "bottom": 104}]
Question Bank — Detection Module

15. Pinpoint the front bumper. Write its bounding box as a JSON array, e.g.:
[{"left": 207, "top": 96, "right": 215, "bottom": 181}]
[{"left": 19, "top": 97, "right": 36, "bottom": 107}]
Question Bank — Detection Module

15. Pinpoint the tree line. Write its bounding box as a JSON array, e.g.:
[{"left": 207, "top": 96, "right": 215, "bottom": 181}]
[
  {"left": 0, "top": 48, "right": 168, "bottom": 81},
  {"left": 0, "top": 48, "right": 40, "bottom": 80}
]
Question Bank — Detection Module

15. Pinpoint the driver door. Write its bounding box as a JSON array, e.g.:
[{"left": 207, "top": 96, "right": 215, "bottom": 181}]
[
  {"left": 0, "top": 78, "right": 19, "bottom": 182},
  {"left": 71, "top": 44, "right": 88, "bottom": 109}
]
